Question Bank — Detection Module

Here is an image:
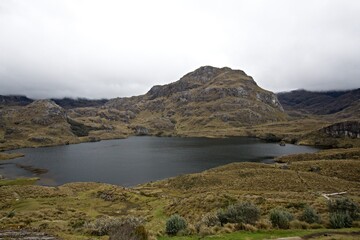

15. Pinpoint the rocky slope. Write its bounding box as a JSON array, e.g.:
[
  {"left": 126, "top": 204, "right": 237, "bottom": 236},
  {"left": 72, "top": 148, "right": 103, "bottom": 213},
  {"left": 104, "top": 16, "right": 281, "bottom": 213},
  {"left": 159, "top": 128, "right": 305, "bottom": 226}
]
[
  {"left": 105, "top": 66, "right": 286, "bottom": 136},
  {"left": 0, "top": 100, "right": 78, "bottom": 150}
]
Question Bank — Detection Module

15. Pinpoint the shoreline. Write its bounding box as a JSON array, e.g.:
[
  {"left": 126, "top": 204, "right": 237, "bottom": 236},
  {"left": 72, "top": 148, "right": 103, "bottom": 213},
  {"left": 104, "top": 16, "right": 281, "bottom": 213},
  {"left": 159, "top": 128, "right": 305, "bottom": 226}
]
[{"left": 0, "top": 137, "right": 322, "bottom": 188}]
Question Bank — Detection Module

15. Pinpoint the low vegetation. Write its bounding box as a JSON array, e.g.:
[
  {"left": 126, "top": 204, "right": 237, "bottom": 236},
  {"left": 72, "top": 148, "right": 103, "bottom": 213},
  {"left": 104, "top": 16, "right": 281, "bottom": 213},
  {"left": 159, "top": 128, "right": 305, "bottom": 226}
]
[
  {"left": 269, "top": 208, "right": 294, "bottom": 229},
  {"left": 217, "top": 202, "right": 260, "bottom": 225},
  {"left": 0, "top": 152, "right": 24, "bottom": 160},
  {"left": 165, "top": 215, "right": 187, "bottom": 235},
  {"left": 0, "top": 147, "right": 360, "bottom": 239}
]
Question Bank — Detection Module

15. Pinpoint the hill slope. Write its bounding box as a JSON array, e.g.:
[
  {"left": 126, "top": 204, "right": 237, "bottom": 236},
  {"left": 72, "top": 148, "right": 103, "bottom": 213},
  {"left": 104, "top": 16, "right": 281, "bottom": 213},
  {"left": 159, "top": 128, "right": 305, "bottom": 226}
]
[
  {"left": 105, "top": 66, "right": 286, "bottom": 136},
  {"left": 277, "top": 89, "right": 360, "bottom": 115}
]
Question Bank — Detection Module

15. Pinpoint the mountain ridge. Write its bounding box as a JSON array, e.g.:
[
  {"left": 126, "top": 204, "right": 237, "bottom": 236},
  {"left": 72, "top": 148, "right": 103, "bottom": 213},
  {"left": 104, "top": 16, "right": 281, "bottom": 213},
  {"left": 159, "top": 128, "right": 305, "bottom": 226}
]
[
  {"left": 0, "top": 66, "right": 287, "bottom": 150},
  {"left": 1, "top": 66, "right": 359, "bottom": 150}
]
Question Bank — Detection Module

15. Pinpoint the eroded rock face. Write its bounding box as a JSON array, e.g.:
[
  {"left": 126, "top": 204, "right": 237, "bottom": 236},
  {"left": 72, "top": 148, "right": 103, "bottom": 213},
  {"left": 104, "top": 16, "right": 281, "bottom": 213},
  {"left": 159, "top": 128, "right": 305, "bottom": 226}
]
[{"left": 321, "top": 121, "right": 360, "bottom": 138}]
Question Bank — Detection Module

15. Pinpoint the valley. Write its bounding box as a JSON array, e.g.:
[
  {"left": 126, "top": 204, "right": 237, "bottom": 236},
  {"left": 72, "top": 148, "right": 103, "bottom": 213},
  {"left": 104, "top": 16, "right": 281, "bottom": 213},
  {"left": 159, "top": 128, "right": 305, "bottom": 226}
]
[{"left": 0, "top": 66, "right": 359, "bottom": 239}]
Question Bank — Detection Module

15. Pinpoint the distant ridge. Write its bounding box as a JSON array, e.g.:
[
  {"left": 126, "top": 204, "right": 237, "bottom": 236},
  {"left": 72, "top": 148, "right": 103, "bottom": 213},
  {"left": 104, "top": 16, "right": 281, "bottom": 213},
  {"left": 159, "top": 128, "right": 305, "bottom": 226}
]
[
  {"left": 277, "top": 88, "right": 360, "bottom": 115},
  {"left": 0, "top": 95, "right": 108, "bottom": 109},
  {"left": 0, "top": 95, "right": 33, "bottom": 106}
]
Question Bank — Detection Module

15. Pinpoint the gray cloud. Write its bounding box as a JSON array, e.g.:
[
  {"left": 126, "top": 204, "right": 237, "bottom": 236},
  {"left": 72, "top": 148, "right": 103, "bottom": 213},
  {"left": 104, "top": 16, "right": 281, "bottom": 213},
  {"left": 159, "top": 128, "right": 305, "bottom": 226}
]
[{"left": 0, "top": 0, "right": 359, "bottom": 99}]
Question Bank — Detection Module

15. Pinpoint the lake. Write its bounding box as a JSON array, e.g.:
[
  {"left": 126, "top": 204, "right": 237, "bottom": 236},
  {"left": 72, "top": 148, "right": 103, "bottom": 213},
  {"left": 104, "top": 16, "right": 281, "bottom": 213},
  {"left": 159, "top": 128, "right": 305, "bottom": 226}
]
[{"left": 0, "top": 137, "right": 319, "bottom": 187}]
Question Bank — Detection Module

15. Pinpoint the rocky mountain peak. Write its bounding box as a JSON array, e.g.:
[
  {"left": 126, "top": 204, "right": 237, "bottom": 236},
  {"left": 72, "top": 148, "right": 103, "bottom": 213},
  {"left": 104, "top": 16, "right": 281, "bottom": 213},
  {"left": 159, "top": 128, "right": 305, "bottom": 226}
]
[
  {"left": 146, "top": 66, "right": 252, "bottom": 100},
  {"left": 26, "top": 100, "right": 67, "bottom": 125}
]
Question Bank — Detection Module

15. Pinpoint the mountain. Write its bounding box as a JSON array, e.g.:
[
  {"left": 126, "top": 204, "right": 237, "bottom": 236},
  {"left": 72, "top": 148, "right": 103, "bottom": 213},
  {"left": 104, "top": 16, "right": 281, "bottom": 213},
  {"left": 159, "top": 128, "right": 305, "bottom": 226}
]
[
  {"left": 51, "top": 98, "right": 108, "bottom": 109},
  {"left": 0, "top": 66, "right": 286, "bottom": 149},
  {"left": 0, "top": 95, "right": 33, "bottom": 106},
  {"left": 277, "top": 88, "right": 360, "bottom": 115},
  {"left": 105, "top": 66, "right": 286, "bottom": 136},
  {"left": 0, "top": 100, "right": 78, "bottom": 149}
]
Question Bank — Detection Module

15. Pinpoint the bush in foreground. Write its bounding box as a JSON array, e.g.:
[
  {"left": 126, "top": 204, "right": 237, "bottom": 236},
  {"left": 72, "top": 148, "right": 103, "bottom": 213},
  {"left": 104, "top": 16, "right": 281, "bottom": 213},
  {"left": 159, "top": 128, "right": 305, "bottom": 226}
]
[
  {"left": 329, "top": 212, "right": 353, "bottom": 229},
  {"left": 217, "top": 202, "right": 260, "bottom": 225},
  {"left": 269, "top": 208, "right": 293, "bottom": 229},
  {"left": 165, "top": 214, "right": 187, "bottom": 235},
  {"left": 85, "top": 216, "right": 148, "bottom": 240},
  {"left": 300, "top": 205, "right": 321, "bottom": 224},
  {"left": 328, "top": 197, "right": 359, "bottom": 220}
]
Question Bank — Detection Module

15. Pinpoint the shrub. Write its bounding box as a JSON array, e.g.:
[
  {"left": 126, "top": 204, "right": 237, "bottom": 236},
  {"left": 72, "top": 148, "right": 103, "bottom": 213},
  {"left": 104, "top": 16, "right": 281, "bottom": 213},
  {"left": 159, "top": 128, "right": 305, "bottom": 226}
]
[
  {"left": 289, "top": 220, "right": 309, "bottom": 229},
  {"left": 165, "top": 214, "right": 187, "bottom": 235},
  {"left": 236, "top": 223, "right": 258, "bottom": 232},
  {"left": 309, "top": 223, "right": 324, "bottom": 229},
  {"left": 255, "top": 219, "right": 272, "bottom": 230},
  {"left": 110, "top": 224, "right": 148, "bottom": 240},
  {"left": 329, "top": 212, "right": 353, "bottom": 229},
  {"left": 300, "top": 205, "right": 321, "bottom": 224},
  {"left": 217, "top": 202, "right": 260, "bottom": 225},
  {"left": 196, "top": 212, "right": 221, "bottom": 233},
  {"left": 269, "top": 208, "right": 293, "bottom": 229},
  {"left": 85, "top": 216, "right": 148, "bottom": 240},
  {"left": 201, "top": 212, "right": 221, "bottom": 227},
  {"left": 328, "top": 197, "right": 359, "bottom": 220}
]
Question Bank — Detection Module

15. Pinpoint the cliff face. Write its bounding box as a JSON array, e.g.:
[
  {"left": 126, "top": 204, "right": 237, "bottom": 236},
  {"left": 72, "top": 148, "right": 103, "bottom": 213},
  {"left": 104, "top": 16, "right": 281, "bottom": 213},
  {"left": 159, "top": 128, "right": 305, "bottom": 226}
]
[{"left": 321, "top": 121, "right": 360, "bottom": 139}]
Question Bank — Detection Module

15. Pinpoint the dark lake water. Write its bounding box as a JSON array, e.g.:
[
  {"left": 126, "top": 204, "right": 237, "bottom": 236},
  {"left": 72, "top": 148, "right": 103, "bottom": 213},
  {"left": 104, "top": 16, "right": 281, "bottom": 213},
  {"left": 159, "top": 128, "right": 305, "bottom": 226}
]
[{"left": 0, "top": 137, "right": 319, "bottom": 187}]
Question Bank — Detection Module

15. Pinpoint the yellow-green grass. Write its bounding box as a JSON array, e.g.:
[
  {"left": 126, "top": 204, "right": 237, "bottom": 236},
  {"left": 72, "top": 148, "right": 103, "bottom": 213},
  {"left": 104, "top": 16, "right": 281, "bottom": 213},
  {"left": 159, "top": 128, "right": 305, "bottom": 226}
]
[
  {"left": 0, "top": 152, "right": 24, "bottom": 160},
  {"left": 276, "top": 147, "right": 360, "bottom": 163},
  {"left": 0, "top": 177, "right": 38, "bottom": 186},
  {"left": 289, "top": 159, "right": 360, "bottom": 182}
]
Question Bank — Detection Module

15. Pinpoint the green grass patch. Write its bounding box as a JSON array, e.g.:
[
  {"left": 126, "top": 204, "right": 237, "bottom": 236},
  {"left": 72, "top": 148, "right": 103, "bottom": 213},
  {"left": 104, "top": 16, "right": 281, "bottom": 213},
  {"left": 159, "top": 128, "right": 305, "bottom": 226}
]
[
  {"left": 0, "top": 177, "right": 38, "bottom": 186},
  {"left": 159, "top": 228, "right": 360, "bottom": 240}
]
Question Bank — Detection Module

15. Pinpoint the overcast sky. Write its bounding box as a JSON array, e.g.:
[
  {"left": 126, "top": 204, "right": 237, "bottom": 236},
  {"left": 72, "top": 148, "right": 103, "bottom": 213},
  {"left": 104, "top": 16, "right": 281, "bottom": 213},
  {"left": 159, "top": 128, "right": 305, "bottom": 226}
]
[{"left": 0, "top": 0, "right": 359, "bottom": 99}]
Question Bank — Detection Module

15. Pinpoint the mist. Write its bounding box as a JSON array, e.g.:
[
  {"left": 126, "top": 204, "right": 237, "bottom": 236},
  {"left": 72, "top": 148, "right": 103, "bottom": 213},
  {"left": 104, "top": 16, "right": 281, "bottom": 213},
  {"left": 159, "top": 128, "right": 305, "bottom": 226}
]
[{"left": 1, "top": 0, "right": 359, "bottom": 99}]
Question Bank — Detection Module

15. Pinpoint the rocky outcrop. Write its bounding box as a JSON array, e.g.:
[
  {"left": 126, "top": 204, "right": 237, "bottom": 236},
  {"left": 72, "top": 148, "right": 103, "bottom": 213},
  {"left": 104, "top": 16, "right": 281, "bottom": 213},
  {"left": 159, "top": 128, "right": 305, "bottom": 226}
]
[
  {"left": 321, "top": 121, "right": 360, "bottom": 138},
  {"left": 133, "top": 126, "right": 150, "bottom": 136},
  {"left": 27, "top": 100, "right": 68, "bottom": 126}
]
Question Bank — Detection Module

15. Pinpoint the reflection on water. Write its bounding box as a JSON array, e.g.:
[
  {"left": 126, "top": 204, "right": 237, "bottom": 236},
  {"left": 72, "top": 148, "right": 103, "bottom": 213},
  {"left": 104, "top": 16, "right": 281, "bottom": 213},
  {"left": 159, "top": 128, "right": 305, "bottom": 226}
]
[{"left": 1, "top": 136, "right": 319, "bottom": 187}]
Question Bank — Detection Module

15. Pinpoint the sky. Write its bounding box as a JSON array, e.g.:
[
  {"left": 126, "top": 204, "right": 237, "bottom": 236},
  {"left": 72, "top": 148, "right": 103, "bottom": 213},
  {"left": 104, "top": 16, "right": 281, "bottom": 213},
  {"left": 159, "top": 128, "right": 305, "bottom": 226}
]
[{"left": 0, "top": 0, "right": 359, "bottom": 99}]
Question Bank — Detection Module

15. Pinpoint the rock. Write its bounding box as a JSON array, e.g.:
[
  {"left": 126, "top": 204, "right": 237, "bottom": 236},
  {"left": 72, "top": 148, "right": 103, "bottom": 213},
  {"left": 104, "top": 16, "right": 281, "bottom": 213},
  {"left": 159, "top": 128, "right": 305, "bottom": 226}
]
[
  {"left": 321, "top": 121, "right": 360, "bottom": 138},
  {"left": 88, "top": 136, "right": 101, "bottom": 142},
  {"left": 309, "top": 166, "right": 321, "bottom": 172},
  {"left": 133, "top": 126, "right": 150, "bottom": 136},
  {"left": 28, "top": 136, "right": 52, "bottom": 143},
  {"left": 28, "top": 100, "right": 67, "bottom": 126}
]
